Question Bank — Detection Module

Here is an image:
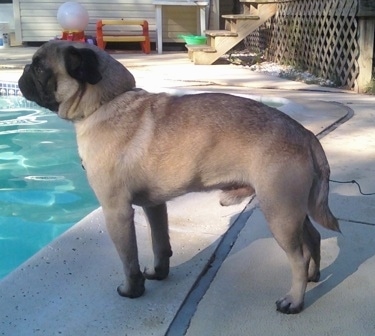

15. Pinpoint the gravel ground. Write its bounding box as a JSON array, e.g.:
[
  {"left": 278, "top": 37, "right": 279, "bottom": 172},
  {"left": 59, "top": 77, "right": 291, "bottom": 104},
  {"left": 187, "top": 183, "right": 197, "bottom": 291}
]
[{"left": 224, "top": 51, "right": 337, "bottom": 88}]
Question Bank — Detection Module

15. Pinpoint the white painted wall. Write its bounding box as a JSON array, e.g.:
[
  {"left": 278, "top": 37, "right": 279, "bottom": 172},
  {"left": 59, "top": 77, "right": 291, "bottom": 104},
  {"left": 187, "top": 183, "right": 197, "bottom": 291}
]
[
  {"left": 13, "top": 0, "right": 203, "bottom": 43},
  {"left": 0, "top": 4, "right": 15, "bottom": 30}
]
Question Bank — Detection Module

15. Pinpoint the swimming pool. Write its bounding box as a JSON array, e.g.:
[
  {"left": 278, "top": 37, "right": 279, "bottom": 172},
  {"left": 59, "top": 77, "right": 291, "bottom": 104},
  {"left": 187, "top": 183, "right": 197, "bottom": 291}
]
[
  {"left": 0, "top": 92, "right": 98, "bottom": 279},
  {"left": 0, "top": 85, "right": 291, "bottom": 280}
]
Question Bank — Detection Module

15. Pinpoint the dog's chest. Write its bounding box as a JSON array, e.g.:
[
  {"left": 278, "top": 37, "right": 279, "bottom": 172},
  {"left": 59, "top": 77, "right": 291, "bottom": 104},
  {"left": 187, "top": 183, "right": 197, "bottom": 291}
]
[{"left": 74, "top": 116, "right": 155, "bottom": 174}]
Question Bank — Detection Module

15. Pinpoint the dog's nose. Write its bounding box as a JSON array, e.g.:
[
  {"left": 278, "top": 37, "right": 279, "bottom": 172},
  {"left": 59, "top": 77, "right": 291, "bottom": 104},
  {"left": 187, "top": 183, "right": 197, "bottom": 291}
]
[{"left": 24, "top": 64, "right": 31, "bottom": 72}]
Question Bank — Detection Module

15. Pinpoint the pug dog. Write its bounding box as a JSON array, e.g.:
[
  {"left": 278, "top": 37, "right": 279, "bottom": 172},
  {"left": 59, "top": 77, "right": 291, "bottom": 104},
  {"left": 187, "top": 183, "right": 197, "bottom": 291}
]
[{"left": 18, "top": 40, "right": 339, "bottom": 314}]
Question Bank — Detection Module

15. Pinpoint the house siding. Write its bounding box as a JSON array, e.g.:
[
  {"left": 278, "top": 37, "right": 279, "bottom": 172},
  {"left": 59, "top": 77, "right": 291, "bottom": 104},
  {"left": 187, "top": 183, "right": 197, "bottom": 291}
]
[{"left": 15, "top": 0, "right": 200, "bottom": 43}]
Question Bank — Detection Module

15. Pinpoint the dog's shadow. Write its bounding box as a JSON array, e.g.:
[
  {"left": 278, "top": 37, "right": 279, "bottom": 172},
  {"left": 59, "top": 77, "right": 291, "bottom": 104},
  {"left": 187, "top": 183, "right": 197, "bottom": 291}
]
[
  {"left": 305, "top": 220, "right": 375, "bottom": 308},
  {"left": 220, "top": 195, "right": 375, "bottom": 311}
]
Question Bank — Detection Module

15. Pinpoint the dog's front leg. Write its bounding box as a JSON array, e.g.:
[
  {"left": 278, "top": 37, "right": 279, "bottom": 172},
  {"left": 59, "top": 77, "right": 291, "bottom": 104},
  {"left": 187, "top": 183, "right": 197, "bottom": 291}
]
[
  {"left": 143, "top": 203, "right": 172, "bottom": 280},
  {"left": 103, "top": 204, "right": 145, "bottom": 298}
]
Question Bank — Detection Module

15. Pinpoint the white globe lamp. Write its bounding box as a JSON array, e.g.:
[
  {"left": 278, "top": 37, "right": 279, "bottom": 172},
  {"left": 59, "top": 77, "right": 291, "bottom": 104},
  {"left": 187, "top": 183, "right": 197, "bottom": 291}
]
[
  {"left": 57, "top": 2, "right": 89, "bottom": 32},
  {"left": 57, "top": 2, "right": 89, "bottom": 41}
]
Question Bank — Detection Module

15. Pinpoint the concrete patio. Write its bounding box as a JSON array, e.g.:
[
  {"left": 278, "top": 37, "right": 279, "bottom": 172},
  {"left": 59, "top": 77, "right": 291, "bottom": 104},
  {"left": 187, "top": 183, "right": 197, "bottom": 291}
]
[{"left": 0, "top": 47, "right": 374, "bottom": 335}]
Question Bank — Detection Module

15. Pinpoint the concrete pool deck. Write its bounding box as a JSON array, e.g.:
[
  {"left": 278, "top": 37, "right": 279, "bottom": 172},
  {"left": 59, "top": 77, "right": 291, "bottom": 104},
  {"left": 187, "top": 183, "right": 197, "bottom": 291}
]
[{"left": 0, "top": 47, "right": 375, "bottom": 335}]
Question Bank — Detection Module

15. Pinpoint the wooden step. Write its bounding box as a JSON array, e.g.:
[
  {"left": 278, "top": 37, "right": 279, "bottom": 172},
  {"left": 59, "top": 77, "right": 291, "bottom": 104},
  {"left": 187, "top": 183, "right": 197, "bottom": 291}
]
[
  {"left": 186, "top": 44, "right": 216, "bottom": 52},
  {"left": 240, "top": 1, "right": 278, "bottom": 3},
  {"left": 205, "top": 30, "right": 238, "bottom": 37},
  {"left": 186, "top": 44, "right": 216, "bottom": 61},
  {"left": 191, "top": 2, "right": 277, "bottom": 65},
  {"left": 241, "top": 1, "right": 278, "bottom": 16},
  {"left": 240, "top": 0, "right": 279, "bottom": 3},
  {"left": 221, "top": 14, "right": 260, "bottom": 20}
]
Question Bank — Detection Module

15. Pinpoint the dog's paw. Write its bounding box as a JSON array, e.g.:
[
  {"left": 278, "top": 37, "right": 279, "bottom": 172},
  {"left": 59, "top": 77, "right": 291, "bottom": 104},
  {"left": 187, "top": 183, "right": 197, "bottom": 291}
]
[
  {"left": 117, "top": 272, "right": 145, "bottom": 298},
  {"left": 143, "top": 257, "right": 170, "bottom": 280},
  {"left": 143, "top": 265, "right": 169, "bottom": 280},
  {"left": 276, "top": 296, "right": 304, "bottom": 314},
  {"left": 308, "top": 270, "right": 320, "bottom": 283}
]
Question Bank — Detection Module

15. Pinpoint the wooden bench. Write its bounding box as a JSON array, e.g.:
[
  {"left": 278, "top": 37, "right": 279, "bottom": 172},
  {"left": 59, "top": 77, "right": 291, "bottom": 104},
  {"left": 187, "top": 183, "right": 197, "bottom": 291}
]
[{"left": 96, "top": 19, "right": 151, "bottom": 54}]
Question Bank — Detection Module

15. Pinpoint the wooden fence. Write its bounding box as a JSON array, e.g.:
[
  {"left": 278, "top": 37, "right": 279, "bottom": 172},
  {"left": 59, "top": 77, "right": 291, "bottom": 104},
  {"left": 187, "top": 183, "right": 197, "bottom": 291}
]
[{"left": 245, "top": 0, "right": 363, "bottom": 90}]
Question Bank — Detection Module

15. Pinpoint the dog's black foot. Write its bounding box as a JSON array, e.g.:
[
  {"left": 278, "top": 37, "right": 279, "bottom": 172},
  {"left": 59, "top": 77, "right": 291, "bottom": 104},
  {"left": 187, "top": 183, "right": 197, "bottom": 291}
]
[
  {"left": 143, "top": 257, "right": 170, "bottom": 280},
  {"left": 117, "top": 272, "right": 145, "bottom": 298},
  {"left": 143, "top": 265, "right": 169, "bottom": 280},
  {"left": 308, "top": 270, "right": 320, "bottom": 282},
  {"left": 276, "top": 297, "right": 304, "bottom": 314}
]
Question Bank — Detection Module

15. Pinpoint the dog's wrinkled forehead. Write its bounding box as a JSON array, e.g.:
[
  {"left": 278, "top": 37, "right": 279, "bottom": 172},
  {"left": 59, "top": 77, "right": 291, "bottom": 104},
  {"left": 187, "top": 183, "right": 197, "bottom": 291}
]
[
  {"left": 32, "top": 41, "right": 79, "bottom": 73},
  {"left": 31, "top": 44, "right": 54, "bottom": 68},
  {"left": 28, "top": 40, "right": 135, "bottom": 97}
]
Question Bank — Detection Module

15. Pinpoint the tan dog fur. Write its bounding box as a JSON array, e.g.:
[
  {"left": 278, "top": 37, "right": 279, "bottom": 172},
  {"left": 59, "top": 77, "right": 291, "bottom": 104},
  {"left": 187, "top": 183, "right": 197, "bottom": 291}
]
[{"left": 18, "top": 40, "right": 339, "bottom": 314}]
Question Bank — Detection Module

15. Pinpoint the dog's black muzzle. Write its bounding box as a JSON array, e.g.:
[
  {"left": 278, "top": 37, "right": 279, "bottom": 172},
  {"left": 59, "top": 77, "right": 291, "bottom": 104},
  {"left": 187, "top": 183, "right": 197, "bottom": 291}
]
[
  {"left": 18, "top": 64, "right": 34, "bottom": 99},
  {"left": 18, "top": 64, "right": 59, "bottom": 112}
]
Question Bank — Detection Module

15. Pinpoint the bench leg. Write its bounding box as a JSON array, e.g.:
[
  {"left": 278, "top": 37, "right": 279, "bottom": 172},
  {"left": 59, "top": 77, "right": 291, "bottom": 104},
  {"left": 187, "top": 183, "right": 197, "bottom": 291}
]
[
  {"left": 97, "top": 37, "right": 104, "bottom": 49},
  {"left": 141, "top": 37, "right": 151, "bottom": 54}
]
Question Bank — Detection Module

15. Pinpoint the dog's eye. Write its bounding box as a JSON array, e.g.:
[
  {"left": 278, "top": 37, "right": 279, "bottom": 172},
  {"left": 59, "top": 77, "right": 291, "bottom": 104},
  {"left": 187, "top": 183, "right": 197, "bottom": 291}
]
[
  {"left": 31, "top": 58, "right": 44, "bottom": 75},
  {"left": 33, "top": 64, "right": 44, "bottom": 74}
]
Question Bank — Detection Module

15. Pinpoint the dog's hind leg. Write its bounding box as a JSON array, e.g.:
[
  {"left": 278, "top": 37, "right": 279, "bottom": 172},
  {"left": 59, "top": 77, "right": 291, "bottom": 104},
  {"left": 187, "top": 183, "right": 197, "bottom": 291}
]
[
  {"left": 303, "top": 216, "right": 321, "bottom": 282},
  {"left": 258, "top": 186, "right": 311, "bottom": 314},
  {"left": 271, "top": 216, "right": 310, "bottom": 314},
  {"left": 143, "top": 203, "right": 173, "bottom": 280},
  {"left": 272, "top": 217, "right": 321, "bottom": 313}
]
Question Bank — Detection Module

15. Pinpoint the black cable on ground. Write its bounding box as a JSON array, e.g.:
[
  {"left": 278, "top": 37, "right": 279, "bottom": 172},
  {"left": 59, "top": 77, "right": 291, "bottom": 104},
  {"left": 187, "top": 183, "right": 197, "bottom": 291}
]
[{"left": 330, "top": 179, "right": 375, "bottom": 196}]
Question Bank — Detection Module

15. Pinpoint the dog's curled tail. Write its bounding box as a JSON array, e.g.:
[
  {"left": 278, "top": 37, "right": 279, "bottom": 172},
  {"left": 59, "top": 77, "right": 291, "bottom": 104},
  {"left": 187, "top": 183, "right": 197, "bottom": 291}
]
[{"left": 308, "top": 134, "right": 340, "bottom": 232}]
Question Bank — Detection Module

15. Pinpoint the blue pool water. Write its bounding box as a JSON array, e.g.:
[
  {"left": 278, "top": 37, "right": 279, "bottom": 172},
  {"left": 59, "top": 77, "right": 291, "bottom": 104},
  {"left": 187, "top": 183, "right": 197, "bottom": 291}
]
[{"left": 0, "top": 95, "right": 98, "bottom": 279}]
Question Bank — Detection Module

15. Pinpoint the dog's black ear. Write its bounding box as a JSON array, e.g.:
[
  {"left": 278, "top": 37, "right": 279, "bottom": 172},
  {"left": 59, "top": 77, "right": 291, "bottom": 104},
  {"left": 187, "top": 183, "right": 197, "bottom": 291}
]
[{"left": 63, "top": 46, "right": 102, "bottom": 84}]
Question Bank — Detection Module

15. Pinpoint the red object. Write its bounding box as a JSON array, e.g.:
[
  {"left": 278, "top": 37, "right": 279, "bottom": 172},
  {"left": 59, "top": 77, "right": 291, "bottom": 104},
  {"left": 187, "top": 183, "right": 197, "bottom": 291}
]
[{"left": 61, "top": 30, "right": 86, "bottom": 42}]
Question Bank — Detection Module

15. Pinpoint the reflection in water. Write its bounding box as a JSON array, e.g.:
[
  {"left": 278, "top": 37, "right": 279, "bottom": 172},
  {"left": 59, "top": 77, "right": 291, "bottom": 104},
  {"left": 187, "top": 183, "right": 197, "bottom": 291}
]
[{"left": 0, "top": 97, "right": 98, "bottom": 279}]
